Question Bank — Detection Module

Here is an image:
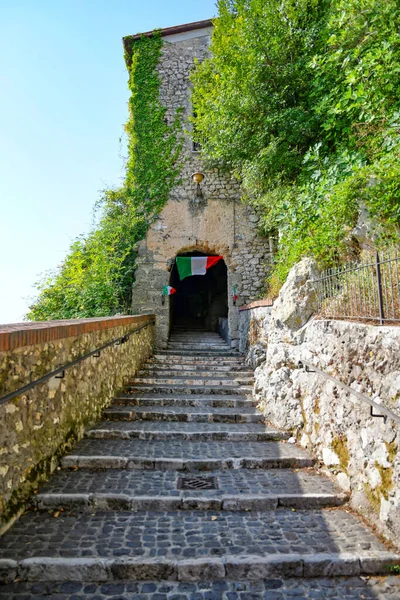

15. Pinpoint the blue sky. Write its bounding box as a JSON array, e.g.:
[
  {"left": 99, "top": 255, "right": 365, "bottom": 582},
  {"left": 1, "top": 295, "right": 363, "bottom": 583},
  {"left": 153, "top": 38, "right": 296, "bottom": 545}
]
[{"left": 0, "top": 0, "right": 217, "bottom": 324}]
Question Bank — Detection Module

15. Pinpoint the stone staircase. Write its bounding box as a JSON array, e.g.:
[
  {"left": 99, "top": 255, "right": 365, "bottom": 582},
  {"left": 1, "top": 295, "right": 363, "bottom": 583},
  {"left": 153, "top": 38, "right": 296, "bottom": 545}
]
[{"left": 0, "top": 328, "right": 400, "bottom": 599}]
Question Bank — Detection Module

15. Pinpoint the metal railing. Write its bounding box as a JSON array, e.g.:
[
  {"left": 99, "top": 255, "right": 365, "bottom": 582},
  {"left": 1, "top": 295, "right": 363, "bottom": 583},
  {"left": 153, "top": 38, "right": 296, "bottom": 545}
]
[
  {"left": 312, "top": 249, "right": 400, "bottom": 324},
  {"left": 298, "top": 359, "right": 400, "bottom": 427},
  {"left": 0, "top": 320, "right": 155, "bottom": 407}
]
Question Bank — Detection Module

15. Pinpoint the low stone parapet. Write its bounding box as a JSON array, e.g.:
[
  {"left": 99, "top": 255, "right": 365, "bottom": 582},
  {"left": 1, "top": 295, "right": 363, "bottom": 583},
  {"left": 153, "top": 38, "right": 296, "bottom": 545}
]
[{"left": 0, "top": 315, "right": 155, "bottom": 532}]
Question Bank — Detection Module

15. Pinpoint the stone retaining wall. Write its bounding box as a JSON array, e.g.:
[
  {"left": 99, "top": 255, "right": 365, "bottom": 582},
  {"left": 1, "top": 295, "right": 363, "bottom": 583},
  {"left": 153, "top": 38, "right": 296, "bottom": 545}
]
[
  {"left": 238, "top": 300, "right": 273, "bottom": 364},
  {"left": 0, "top": 315, "right": 155, "bottom": 531},
  {"left": 240, "top": 260, "right": 400, "bottom": 546}
]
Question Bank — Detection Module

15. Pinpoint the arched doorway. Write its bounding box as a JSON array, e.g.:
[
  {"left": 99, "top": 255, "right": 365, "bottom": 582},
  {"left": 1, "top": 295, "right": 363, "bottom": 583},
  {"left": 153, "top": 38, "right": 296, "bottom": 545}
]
[{"left": 169, "top": 251, "right": 228, "bottom": 331}]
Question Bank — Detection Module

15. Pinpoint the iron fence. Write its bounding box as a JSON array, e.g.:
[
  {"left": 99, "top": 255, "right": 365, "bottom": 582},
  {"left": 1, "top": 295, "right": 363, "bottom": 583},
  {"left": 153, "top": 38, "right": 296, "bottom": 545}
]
[{"left": 312, "top": 248, "right": 400, "bottom": 324}]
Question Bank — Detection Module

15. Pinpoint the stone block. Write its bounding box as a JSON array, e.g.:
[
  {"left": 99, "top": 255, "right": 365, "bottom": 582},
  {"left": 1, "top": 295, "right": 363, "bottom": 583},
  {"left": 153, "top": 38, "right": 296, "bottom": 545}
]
[
  {"left": 110, "top": 558, "right": 176, "bottom": 581},
  {"left": 177, "top": 558, "right": 225, "bottom": 581},
  {"left": 0, "top": 559, "right": 18, "bottom": 583},
  {"left": 19, "top": 557, "right": 109, "bottom": 582},
  {"left": 303, "top": 553, "right": 360, "bottom": 577},
  {"left": 224, "top": 555, "right": 303, "bottom": 579}
]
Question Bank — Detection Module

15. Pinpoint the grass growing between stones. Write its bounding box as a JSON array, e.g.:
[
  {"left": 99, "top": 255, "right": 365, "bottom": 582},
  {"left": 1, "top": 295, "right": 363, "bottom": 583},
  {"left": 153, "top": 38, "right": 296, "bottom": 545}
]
[{"left": 331, "top": 436, "right": 349, "bottom": 472}]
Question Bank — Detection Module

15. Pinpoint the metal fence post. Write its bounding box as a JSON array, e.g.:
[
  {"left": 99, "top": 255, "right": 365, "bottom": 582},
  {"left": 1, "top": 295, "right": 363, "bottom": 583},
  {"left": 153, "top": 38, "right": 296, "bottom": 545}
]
[{"left": 375, "top": 251, "right": 385, "bottom": 325}]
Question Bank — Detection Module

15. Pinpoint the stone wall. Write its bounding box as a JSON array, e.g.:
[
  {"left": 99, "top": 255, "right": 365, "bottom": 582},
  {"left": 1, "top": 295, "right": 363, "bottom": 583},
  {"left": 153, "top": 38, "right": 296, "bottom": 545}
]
[
  {"left": 131, "top": 32, "right": 272, "bottom": 348},
  {"left": 238, "top": 301, "right": 272, "bottom": 366},
  {"left": 240, "top": 261, "right": 400, "bottom": 547},
  {"left": 0, "top": 315, "right": 155, "bottom": 532}
]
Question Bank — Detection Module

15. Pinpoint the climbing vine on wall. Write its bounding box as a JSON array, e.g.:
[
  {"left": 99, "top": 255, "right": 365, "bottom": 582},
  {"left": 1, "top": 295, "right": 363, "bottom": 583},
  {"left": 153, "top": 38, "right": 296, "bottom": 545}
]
[{"left": 27, "top": 33, "right": 184, "bottom": 321}]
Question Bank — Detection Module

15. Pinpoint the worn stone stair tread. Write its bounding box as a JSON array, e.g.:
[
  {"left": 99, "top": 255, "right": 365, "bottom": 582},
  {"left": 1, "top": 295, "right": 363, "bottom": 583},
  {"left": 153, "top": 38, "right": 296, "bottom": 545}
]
[
  {"left": 159, "top": 350, "right": 240, "bottom": 356},
  {"left": 139, "top": 368, "right": 254, "bottom": 375},
  {"left": 61, "top": 439, "right": 314, "bottom": 470},
  {"left": 117, "top": 393, "right": 254, "bottom": 401},
  {"left": 129, "top": 378, "right": 253, "bottom": 388},
  {"left": 125, "top": 384, "right": 253, "bottom": 396},
  {"left": 86, "top": 420, "right": 286, "bottom": 441},
  {"left": 103, "top": 405, "right": 263, "bottom": 423},
  {"left": 167, "top": 343, "right": 230, "bottom": 347},
  {"left": 134, "top": 374, "right": 254, "bottom": 382},
  {"left": 34, "top": 492, "right": 349, "bottom": 512},
  {"left": 112, "top": 395, "right": 257, "bottom": 408},
  {"left": 34, "top": 491, "right": 347, "bottom": 511},
  {"left": 151, "top": 354, "right": 244, "bottom": 363},
  {"left": 35, "top": 468, "right": 347, "bottom": 511},
  {"left": 3, "top": 577, "right": 400, "bottom": 599},
  {"left": 105, "top": 405, "right": 261, "bottom": 414},
  {"left": 0, "top": 510, "right": 398, "bottom": 582},
  {"left": 167, "top": 340, "right": 229, "bottom": 344},
  {"left": 141, "top": 365, "right": 252, "bottom": 373}
]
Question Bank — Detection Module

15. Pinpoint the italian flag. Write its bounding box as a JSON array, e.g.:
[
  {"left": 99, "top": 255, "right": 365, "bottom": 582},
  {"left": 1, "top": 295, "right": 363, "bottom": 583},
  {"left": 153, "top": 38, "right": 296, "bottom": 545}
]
[
  {"left": 176, "top": 256, "right": 222, "bottom": 281},
  {"left": 163, "top": 286, "right": 176, "bottom": 296}
]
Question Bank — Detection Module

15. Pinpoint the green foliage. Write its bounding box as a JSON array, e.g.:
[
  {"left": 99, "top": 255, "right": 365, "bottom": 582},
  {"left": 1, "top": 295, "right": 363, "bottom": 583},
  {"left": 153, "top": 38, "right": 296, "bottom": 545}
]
[
  {"left": 192, "top": 0, "right": 400, "bottom": 288},
  {"left": 27, "top": 34, "right": 183, "bottom": 321}
]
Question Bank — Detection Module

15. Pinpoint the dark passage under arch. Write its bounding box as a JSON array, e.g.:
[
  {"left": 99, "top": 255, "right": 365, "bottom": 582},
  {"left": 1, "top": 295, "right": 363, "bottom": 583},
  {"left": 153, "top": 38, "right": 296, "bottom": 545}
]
[{"left": 169, "top": 251, "right": 228, "bottom": 331}]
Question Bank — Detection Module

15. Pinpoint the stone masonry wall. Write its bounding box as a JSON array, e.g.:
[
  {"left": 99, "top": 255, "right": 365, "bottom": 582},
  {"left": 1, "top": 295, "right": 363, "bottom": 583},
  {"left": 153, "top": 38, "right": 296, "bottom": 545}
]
[
  {"left": 132, "top": 33, "right": 272, "bottom": 348},
  {"left": 239, "top": 261, "right": 400, "bottom": 547},
  {"left": 238, "top": 301, "right": 272, "bottom": 366},
  {"left": 0, "top": 315, "right": 155, "bottom": 532}
]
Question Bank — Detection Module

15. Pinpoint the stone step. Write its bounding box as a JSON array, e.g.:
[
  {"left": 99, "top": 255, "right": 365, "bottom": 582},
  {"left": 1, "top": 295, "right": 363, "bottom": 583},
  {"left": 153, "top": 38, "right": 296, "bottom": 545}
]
[
  {"left": 167, "top": 345, "right": 231, "bottom": 352},
  {"left": 112, "top": 394, "right": 257, "bottom": 408},
  {"left": 3, "top": 577, "right": 400, "bottom": 598},
  {"left": 103, "top": 405, "right": 263, "bottom": 423},
  {"left": 61, "top": 439, "right": 314, "bottom": 470},
  {"left": 151, "top": 354, "right": 244, "bottom": 364},
  {"left": 35, "top": 491, "right": 347, "bottom": 513},
  {"left": 35, "top": 468, "right": 348, "bottom": 512},
  {"left": 129, "top": 376, "right": 254, "bottom": 386},
  {"left": 169, "top": 333, "right": 226, "bottom": 339},
  {"left": 160, "top": 349, "right": 239, "bottom": 356},
  {"left": 0, "top": 510, "right": 398, "bottom": 582},
  {"left": 144, "top": 363, "right": 248, "bottom": 372},
  {"left": 86, "top": 421, "right": 284, "bottom": 441},
  {"left": 167, "top": 342, "right": 231, "bottom": 352},
  {"left": 138, "top": 369, "right": 254, "bottom": 378},
  {"left": 125, "top": 384, "right": 253, "bottom": 396},
  {"left": 168, "top": 338, "right": 228, "bottom": 343},
  {"left": 168, "top": 338, "right": 226, "bottom": 343}
]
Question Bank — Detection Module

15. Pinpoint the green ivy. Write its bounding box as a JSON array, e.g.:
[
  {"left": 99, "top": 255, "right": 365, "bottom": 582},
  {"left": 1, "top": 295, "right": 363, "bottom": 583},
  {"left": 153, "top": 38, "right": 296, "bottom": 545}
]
[{"left": 27, "top": 33, "right": 183, "bottom": 321}]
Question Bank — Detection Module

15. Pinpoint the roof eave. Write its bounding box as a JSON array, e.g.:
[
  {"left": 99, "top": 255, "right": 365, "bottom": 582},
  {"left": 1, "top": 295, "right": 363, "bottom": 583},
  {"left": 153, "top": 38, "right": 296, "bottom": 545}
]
[{"left": 123, "top": 18, "right": 213, "bottom": 67}]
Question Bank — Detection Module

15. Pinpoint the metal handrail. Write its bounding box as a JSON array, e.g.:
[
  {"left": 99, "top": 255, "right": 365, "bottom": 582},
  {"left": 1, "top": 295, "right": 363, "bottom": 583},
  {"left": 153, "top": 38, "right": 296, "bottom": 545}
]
[
  {"left": 298, "top": 359, "right": 400, "bottom": 427},
  {"left": 0, "top": 320, "right": 155, "bottom": 407}
]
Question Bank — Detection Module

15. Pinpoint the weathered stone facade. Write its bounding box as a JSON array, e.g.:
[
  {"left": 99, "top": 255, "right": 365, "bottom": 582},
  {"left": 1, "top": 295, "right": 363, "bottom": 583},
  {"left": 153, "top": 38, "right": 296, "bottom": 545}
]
[
  {"left": 238, "top": 261, "right": 400, "bottom": 547},
  {"left": 130, "top": 25, "right": 272, "bottom": 348},
  {"left": 0, "top": 315, "right": 154, "bottom": 532}
]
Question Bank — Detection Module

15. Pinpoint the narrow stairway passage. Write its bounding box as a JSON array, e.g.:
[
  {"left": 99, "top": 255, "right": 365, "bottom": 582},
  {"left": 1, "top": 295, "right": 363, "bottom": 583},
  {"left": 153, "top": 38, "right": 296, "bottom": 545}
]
[{"left": 0, "top": 327, "right": 400, "bottom": 599}]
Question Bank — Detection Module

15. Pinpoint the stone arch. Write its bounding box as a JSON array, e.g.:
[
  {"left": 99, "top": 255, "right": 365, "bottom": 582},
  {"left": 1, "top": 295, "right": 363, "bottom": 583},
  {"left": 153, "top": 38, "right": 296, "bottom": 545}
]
[{"left": 168, "top": 248, "right": 229, "bottom": 332}]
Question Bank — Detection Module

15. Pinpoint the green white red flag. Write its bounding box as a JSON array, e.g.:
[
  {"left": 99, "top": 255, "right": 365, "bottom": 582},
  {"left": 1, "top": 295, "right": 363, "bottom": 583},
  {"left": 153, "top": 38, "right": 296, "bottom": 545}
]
[
  {"left": 176, "top": 256, "right": 222, "bottom": 280},
  {"left": 163, "top": 286, "right": 176, "bottom": 296}
]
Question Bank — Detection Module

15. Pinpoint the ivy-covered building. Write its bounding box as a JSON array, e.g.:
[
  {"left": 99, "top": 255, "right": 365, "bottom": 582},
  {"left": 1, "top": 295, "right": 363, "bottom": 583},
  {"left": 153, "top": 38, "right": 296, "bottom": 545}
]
[{"left": 123, "top": 20, "right": 272, "bottom": 348}]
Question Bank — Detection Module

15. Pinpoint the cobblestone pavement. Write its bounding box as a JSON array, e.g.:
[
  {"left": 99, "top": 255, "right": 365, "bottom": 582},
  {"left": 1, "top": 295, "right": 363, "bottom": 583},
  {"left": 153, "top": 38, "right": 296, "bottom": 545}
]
[
  {"left": 2, "top": 577, "right": 400, "bottom": 599},
  {"left": 38, "top": 468, "right": 340, "bottom": 498},
  {"left": 63, "top": 439, "right": 310, "bottom": 461},
  {"left": 0, "top": 330, "right": 399, "bottom": 591},
  {"left": 0, "top": 509, "right": 385, "bottom": 560}
]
